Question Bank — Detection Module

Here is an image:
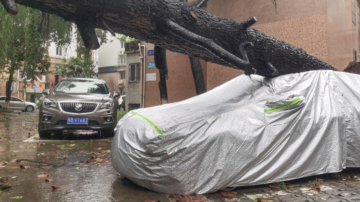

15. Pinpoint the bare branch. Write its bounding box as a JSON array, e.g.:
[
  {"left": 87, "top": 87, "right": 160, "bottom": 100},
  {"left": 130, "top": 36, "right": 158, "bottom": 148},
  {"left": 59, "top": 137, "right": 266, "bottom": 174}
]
[
  {"left": 239, "top": 17, "right": 257, "bottom": 30},
  {"left": 166, "top": 20, "right": 250, "bottom": 70},
  {"left": 196, "top": 0, "right": 209, "bottom": 8}
]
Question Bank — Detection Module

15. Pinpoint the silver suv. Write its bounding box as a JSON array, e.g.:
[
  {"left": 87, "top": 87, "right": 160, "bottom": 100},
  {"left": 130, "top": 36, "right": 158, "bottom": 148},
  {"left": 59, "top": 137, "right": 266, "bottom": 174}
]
[{"left": 38, "top": 78, "right": 119, "bottom": 138}]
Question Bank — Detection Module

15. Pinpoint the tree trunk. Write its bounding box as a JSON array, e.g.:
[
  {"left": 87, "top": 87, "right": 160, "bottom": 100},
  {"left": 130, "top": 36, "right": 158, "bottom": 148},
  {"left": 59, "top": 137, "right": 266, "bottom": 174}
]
[
  {"left": 154, "top": 46, "right": 168, "bottom": 104},
  {"left": 189, "top": 56, "right": 206, "bottom": 95},
  {"left": 55, "top": 75, "right": 59, "bottom": 85},
  {"left": 10, "top": 0, "right": 336, "bottom": 77},
  {"left": 4, "top": 73, "right": 13, "bottom": 109}
]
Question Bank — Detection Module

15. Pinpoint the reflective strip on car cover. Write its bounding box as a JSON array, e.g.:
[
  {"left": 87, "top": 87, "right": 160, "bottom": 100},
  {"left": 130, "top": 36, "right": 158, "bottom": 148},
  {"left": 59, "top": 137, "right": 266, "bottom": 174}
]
[
  {"left": 131, "top": 111, "right": 165, "bottom": 135},
  {"left": 265, "top": 97, "right": 302, "bottom": 114}
]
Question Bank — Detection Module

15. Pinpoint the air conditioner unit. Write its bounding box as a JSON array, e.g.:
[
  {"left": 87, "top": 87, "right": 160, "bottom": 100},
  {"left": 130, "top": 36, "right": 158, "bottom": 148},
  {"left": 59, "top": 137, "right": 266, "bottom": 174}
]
[
  {"left": 118, "top": 80, "right": 123, "bottom": 85},
  {"left": 119, "top": 50, "right": 125, "bottom": 55}
]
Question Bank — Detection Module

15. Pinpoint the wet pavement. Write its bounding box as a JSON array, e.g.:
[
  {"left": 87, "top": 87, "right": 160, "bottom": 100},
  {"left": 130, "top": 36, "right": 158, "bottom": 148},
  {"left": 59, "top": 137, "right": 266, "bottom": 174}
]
[{"left": 2, "top": 111, "right": 360, "bottom": 201}]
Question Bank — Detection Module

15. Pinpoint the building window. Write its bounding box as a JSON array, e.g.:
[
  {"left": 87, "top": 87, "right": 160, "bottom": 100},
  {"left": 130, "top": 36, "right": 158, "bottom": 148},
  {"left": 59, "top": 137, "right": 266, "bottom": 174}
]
[
  {"left": 118, "top": 55, "right": 126, "bottom": 65},
  {"left": 354, "top": 49, "right": 357, "bottom": 62},
  {"left": 56, "top": 47, "right": 62, "bottom": 56},
  {"left": 129, "top": 63, "right": 140, "bottom": 82},
  {"left": 45, "top": 83, "right": 50, "bottom": 89},
  {"left": 353, "top": 0, "right": 356, "bottom": 24},
  {"left": 93, "top": 53, "right": 98, "bottom": 61},
  {"left": 120, "top": 71, "right": 125, "bottom": 80},
  {"left": 121, "top": 41, "right": 125, "bottom": 49}
]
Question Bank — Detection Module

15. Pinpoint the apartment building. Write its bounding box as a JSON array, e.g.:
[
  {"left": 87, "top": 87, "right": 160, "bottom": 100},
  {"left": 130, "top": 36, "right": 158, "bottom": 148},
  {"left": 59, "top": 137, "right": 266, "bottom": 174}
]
[{"left": 97, "top": 32, "right": 128, "bottom": 97}]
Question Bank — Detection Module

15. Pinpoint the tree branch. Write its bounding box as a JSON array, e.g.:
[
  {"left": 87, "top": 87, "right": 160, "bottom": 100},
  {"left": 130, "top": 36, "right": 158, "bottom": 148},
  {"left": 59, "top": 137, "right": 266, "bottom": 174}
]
[
  {"left": 166, "top": 19, "right": 250, "bottom": 70},
  {"left": 196, "top": 0, "right": 209, "bottom": 8},
  {"left": 7, "top": 0, "right": 337, "bottom": 77},
  {"left": 76, "top": 22, "right": 100, "bottom": 50},
  {"left": 0, "top": 0, "right": 17, "bottom": 15}
]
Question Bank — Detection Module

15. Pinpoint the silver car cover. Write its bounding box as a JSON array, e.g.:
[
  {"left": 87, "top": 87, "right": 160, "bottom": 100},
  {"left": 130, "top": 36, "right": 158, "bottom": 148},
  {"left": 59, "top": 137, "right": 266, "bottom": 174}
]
[{"left": 111, "top": 70, "right": 360, "bottom": 194}]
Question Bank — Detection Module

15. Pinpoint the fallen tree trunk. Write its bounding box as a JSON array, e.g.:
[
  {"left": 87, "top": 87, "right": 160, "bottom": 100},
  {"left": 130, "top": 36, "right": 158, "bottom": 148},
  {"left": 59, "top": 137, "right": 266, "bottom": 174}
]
[{"left": 6, "top": 0, "right": 336, "bottom": 77}]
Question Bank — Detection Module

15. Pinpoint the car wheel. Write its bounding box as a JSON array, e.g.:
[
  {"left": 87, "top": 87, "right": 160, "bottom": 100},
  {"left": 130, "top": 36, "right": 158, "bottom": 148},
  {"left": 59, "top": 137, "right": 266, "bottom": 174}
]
[
  {"left": 103, "top": 130, "right": 115, "bottom": 137},
  {"left": 25, "top": 106, "right": 34, "bottom": 112},
  {"left": 38, "top": 124, "right": 51, "bottom": 139}
]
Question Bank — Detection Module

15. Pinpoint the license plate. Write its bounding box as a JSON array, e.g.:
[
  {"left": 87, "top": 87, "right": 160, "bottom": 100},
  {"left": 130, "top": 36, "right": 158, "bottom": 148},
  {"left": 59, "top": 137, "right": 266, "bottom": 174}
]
[{"left": 67, "top": 117, "right": 89, "bottom": 125}]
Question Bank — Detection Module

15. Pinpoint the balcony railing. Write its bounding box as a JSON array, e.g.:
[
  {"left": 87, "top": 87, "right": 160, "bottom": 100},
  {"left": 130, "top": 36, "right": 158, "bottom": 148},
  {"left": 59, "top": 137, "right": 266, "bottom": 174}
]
[{"left": 125, "top": 41, "right": 141, "bottom": 53}]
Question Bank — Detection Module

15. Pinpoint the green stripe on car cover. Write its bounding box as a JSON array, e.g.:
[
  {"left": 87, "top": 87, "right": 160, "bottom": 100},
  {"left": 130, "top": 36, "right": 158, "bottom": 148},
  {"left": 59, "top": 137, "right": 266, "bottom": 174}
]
[
  {"left": 265, "top": 97, "right": 302, "bottom": 114},
  {"left": 131, "top": 111, "right": 165, "bottom": 135}
]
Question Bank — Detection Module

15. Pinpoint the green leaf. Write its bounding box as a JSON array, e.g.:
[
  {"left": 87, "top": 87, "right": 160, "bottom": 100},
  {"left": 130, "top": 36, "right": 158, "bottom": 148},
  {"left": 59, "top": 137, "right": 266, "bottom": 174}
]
[
  {"left": 10, "top": 196, "right": 23, "bottom": 199},
  {"left": 37, "top": 153, "right": 45, "bottom": 156},
  {"left": 356, "top": 177, "right": 360, "bottom": 181},
  {"left": 25, "top": 146, "right": 36, "bottom": 149},
  {"left": 9, "top": 154, "right": 17, "bottom": 157}
]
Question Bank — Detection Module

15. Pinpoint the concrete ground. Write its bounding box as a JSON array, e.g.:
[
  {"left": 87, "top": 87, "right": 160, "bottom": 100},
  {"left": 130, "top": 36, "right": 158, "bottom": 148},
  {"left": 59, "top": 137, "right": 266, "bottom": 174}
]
[{"left": 1, "top": 111, "right": 360, "bottom": 202}]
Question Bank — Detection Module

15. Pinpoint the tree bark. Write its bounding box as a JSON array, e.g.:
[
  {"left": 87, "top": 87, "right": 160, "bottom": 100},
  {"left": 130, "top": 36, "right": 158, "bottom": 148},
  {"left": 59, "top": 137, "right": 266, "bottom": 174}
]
[
  {"left": 9, "top": 0, "right": 336, "bottom": 77},
  {"left": 154, "top": 46, "right": 168, "bottom": 104},
  {"left": 4, "top": 72, "right": 13, "bottom": 109},
  {"left": 0, "top": 0, "right": 17, "bottom": 15},
  {"left": 189, "top": 56, "right": 206, "bottom": 94}
]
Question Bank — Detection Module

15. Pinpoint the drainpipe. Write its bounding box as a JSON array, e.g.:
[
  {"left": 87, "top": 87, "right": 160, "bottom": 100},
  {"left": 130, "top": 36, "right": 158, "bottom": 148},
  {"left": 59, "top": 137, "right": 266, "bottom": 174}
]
[{"left": 138, "top": 43, "right": 146, "bottom": 108}]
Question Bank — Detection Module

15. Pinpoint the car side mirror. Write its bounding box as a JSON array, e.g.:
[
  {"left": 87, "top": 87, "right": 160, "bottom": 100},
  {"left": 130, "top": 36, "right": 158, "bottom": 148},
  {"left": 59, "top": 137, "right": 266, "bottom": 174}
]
[
  {"left": 43, "top": 89, "right": 50, "bottom": 95},
  {"left": 113, "top": 92, "right": 120, "bottom": 98}
]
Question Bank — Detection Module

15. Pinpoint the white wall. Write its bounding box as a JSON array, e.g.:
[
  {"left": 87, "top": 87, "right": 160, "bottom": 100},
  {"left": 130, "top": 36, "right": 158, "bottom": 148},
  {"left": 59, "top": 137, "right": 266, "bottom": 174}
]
[
  {"left": 98, "top": 32, "right": 125, "bottom": 67},
  {"left": 93, "top": 49, "right": 99, "bottom": 73}
]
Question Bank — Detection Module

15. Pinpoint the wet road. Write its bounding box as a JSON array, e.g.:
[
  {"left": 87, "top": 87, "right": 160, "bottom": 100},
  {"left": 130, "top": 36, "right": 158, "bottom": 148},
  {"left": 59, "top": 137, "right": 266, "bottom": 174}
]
[
  {"left": 0, "top": 111, "right": 169, "bottom": 202},
  {"left": 2, "top": 111, "right": 360, "bottom": 202}
]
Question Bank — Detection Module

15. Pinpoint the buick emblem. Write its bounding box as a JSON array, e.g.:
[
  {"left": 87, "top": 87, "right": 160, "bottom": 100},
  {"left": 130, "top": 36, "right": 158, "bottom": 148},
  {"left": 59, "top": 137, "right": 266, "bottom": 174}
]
[{"left": 75, "top": 103, "right": 82, "bottom": 112}]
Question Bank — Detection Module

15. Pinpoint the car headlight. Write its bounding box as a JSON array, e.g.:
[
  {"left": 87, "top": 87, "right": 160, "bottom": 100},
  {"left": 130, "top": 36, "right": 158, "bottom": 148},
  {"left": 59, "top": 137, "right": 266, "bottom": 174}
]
[
  {"left": 43, "top": 98, "right": 56, "bottom": 108},
  {"left": 101, "top": 100, "right": 114, "bottom": 109}
]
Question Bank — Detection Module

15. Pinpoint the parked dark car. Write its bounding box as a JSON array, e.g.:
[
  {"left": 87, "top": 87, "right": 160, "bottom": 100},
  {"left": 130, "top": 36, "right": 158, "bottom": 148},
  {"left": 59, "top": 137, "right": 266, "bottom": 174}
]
[{"left": 38, "top": 78, "right": 119, "bottom": 138}]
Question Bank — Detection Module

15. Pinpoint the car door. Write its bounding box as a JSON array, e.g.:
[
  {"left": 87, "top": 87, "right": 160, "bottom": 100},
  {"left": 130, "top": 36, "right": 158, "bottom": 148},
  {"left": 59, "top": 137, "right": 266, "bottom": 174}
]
[{"left": 9, "top": 97, "right": 24, "bottom": 110}]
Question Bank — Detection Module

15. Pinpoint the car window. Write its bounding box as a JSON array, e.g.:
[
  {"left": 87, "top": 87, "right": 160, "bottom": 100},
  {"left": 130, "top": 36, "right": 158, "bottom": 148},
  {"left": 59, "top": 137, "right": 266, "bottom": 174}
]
[
  {"left": 12, "top": 98, "right": 22, "bottom": 102},
  {"left": 54, "top": 80, "right": 109, "bottom": 94},
  {"left": 0, "top": 97, "right": 5, "bottom": 101}
]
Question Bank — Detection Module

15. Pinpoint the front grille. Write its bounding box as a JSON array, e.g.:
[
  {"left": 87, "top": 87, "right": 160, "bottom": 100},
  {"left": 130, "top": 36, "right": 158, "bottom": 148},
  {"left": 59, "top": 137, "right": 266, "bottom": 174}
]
[
  {"left": 60, "top": 103, "right": 98, "bottom": 113},
  {"left": 57, "top": 120, "right": 99, "bottom": 126}
]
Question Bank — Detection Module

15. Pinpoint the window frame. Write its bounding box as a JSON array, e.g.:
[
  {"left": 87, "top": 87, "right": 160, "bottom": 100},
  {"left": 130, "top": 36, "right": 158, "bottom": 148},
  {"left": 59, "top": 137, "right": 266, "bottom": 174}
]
[
  {"left": 56, "top": 47, "right": 62, "bottom": 56},
  {"left": 120, "top": 71, "right": 125, "bottom": 80},
  {"left": 121, "top": 41, "right": 125, "bottom": 49},
  {"left": 129, "top": 64, "right": 137, "bottom": 82}
]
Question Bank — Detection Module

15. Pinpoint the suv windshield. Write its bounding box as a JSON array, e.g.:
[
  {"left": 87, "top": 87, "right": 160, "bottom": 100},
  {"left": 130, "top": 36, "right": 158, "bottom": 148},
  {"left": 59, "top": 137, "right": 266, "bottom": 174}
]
[{"left": 54, "top": 80, "right": 109, "bottom": 94}]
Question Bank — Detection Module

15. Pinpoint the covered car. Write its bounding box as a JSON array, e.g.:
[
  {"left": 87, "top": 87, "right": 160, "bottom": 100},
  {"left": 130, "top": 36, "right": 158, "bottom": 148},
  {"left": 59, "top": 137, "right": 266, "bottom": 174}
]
[{"left": 111, "top": 70, "right": 360, "bottom": 194}]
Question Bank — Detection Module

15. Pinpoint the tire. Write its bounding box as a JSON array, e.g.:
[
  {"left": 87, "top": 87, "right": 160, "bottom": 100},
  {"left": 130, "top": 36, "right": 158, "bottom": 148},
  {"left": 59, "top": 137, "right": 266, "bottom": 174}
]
[
  {"left": 103, "top": 130, "right": 115, "bottom": 137},
  {"left": 38, "top": 125, "right": 51, "bottom": 139},
  {"left": 25, "top": 106, "right": 34, "bottom": 112}
]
